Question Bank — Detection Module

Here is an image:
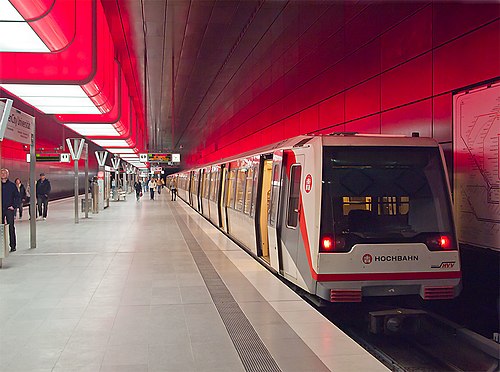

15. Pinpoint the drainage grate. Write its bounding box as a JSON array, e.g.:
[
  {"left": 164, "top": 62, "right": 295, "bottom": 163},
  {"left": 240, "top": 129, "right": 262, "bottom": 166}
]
[{"left": 174, "top": 210, "right": 282, "bottom": 372}]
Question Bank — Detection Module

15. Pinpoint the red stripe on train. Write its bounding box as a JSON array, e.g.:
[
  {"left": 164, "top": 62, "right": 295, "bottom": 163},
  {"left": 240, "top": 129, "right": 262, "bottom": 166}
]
[{"left": 315, "top": 271, "right": 462, "bottom": 282}]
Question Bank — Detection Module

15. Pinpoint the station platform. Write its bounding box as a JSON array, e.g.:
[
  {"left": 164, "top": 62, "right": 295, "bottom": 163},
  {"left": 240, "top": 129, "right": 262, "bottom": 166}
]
[{"left": 0, "top": 190, "right": 389, "bottom": 372}]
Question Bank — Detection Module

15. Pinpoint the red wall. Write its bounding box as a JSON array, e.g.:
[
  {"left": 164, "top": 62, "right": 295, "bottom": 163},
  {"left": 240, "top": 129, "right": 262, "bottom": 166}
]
[{"left": 187, "top": 2, "right": 500, "bottom": 165}]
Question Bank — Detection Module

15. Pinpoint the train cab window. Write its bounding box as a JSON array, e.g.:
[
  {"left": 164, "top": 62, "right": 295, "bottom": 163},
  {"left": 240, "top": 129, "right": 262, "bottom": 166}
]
[
  {"left": 286, "top": 164, "right": 302, "bottom": 228},
  {"left": 321, "top": 146, "right": 454, "bottom": 249},
  {"left": 244, "top": 168, "right": 254, "bottom": 215},
  {"left": 235, "top": 169, "right": 246, "bottom": 211},
  {"left": 226, "top": 169, "right": 237, "bottom": 208}
]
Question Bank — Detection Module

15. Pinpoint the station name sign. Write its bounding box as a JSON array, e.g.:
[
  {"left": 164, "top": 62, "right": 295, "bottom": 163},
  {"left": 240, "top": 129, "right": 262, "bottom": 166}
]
[{"left": 0, "top": 100, "right": 34, "bottom": 145}]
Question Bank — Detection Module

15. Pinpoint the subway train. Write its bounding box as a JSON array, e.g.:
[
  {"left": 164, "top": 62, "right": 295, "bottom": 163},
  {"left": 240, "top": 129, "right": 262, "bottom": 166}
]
[{"left": 169, "top": 134, "right": 462, "bottom": 303}]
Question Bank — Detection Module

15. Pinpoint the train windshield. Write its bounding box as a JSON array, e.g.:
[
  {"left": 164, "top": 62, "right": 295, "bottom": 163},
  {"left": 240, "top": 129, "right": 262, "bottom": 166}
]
[{"left": 321, "top": 146, "right": 453, "bottom": 245}]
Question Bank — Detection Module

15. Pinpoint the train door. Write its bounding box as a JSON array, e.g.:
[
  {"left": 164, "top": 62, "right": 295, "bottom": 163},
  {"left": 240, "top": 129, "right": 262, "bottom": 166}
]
[
  {"left": 219, "top": 164, "right": 229, "bottom": 233},
  {"left": 280, "top": 152, "right": 303, "bottom": 280},
  {"left": 188, "top": 171, "right": 193, "bottom": 206},
  {"left": 199, "top": 169, "right": 205, "bottom": 215},
  {"left": 197, "top": 169, "right": 203, "bottom": 213},
  {"left": 256, "top": 156, "right": 273, "bottom": 264},
  {"left": 267, "top": 150, "right": 284, "bottom": 271}
]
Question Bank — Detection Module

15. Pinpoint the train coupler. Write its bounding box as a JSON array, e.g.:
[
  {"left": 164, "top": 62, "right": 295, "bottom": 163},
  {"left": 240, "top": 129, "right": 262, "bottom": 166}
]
[{"left": 369, "top": 308, "right": 426, "bottom": 335}]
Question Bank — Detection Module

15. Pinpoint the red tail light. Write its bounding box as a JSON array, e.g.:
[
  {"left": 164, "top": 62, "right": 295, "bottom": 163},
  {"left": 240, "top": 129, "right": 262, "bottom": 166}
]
[
  {"left": 426, "top": 234, "right": 454, "bottom": 251},
  {"left": 320, "top": 235, "right": 346, "bottom": 253}
]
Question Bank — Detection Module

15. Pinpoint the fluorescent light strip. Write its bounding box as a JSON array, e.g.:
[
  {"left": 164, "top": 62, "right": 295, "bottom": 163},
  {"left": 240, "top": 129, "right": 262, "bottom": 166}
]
[
  {"left": 0, "top": 84, "right": 100, "bottom": 114},
  {"left": 106, "top": 148, "right": 136, "bottom": 154},
  {"left": 65, "top": 124, "right": 120, "bottom": 136},
  {"left": 0, "top": 84, "right": 89, "bottom": 97},
  {"left": 0, "top": 22, "right": 50, "bottom": 52},
  {"left": 0, "top": 1, "right": 50, "bottom": 52},
  {"left": 0, "top": 0, "right": 24, "bottom": 21},
  {"left": 94, "top": 140, "right": 129, "bottom": 147}
]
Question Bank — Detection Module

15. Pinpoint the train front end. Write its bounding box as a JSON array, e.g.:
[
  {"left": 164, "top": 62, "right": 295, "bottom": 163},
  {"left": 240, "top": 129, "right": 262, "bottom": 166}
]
[{"left": 315, "top": 136, "right": 462, "bottom": 302}]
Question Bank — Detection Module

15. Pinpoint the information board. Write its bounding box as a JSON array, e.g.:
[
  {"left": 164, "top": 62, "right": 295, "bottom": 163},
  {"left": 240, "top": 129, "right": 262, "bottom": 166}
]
[{"left": 453, "top": 83, "right": 500, "bottom": 250}]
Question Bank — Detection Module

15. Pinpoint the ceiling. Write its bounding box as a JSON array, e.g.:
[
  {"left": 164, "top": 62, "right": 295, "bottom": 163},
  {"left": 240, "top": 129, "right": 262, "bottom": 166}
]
[{"left": 105, "top": 0, "right": 291, "bottom": 156}]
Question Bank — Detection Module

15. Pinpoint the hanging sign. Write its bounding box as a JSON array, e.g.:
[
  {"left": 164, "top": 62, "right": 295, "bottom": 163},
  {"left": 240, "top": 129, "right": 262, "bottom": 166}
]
[
  {"left": 148, "top": 153, "right": 172, "bottom": 163},
  {"left": 95, "top": 151, "right": 108, "bottom": 167},
  {"left": 60, "top": 153, "right": 71, "bottom": 163},
  {"left": 0, "top": 100, "right": 33, "bottom": 144},
  {"left": 66, "top": 138, "right": 85, "bottom": 160},
  {"left": 111, "top": 157, "right": 121, "bottom": 171}
]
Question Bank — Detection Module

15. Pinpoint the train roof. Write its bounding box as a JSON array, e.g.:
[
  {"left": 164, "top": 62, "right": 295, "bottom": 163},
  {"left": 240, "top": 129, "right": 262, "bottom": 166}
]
[{"left": 180, "top": 133, "right": 440, "bottom": 172}]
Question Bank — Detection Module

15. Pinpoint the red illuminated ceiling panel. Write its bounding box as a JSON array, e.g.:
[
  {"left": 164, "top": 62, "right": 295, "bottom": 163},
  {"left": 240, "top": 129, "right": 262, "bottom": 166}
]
[
  {"left": 0, "top": 0, "right": 115, "bottom": 115},
  {"left": 57, "top": 64, "right": 136, "bottom": 147}
]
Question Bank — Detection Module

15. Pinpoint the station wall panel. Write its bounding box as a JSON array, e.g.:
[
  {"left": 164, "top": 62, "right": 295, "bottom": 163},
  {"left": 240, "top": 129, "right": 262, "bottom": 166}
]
[
  {"left": 195, "top": 2, "right": 500, "bottom": 166},
  {"left": 381, "top": 52, "right": 432, "bottom": 111}
]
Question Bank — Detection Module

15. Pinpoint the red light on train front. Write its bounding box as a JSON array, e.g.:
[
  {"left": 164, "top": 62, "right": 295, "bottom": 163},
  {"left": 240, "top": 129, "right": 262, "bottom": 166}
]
[
  {"left": 320, "top": 235, "right": 346, "bottom": 252},
  {"left": 426, "top": 234, "right": 454, "bottom": 250},
  {"left": 321, "top": 236, "right": 333, "bottom": 251}
]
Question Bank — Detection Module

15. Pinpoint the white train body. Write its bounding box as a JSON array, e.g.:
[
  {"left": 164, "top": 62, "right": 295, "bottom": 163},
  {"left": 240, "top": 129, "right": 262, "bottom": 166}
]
[{"left": 170, "top": 134, "right": 462, "bottom": 302}]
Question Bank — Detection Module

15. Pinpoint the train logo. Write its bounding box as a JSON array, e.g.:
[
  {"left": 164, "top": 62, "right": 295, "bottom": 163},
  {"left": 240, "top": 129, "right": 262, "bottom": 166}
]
[
  {"left": 305, "top": 174, "right": 312, "bottom": 193},
  {"left": 431, "top": 261, "right": 456, "bottom": 269},
  {"left": 362, "top": 254, "right": 373, "bottom": 264}
]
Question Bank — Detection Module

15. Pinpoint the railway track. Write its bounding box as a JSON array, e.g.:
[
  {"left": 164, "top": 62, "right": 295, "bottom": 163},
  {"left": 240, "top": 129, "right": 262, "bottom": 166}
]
[{"left": 320, "top": 304, "right": 500, "bottom": 372}]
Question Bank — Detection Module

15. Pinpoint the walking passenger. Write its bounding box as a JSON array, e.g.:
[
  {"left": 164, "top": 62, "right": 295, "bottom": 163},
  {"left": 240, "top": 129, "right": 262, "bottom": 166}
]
[
  {"left": 14, "top": 178, "right": 27, "bottom": 219},
  {"left": 134, "top": 180, "right": 142, "bottom": 201},
  {"left": 1, "top": 169, "right": 20, "bottom": 252},
  {"left": 157, "top": 178, "right": 163, "bottom": 194},
  {"left": 148, "top": 178, "right": 157, "bottom": 200},
  {"left": 36, "top": 173, "right": 51, "bottom": 220}
]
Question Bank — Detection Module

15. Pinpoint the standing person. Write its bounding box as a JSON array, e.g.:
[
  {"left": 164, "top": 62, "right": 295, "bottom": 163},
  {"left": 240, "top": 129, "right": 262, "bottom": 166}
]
[
  {"left": 134, "top": 180, "right": 142, "bottom": 201},
  {"left": 148, "top": 178, "right": 157, "bottom": 200},
  {"left": 1, "top": 169, "right": 20, "bottom": 252},
  {"left": 14, "top": 178, "right": 27, "bottom": 219},
  {"left": 170, "top": 179, "right": 177, "bottom": 201},
  {"left": 36, "top": 173, "right": 51, "bottom": 220}
]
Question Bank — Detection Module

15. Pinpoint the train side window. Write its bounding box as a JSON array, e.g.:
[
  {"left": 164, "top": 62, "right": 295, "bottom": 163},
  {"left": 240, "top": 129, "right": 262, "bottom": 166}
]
[
  {"left": 244, "top": 168, "right": 254, "bottom": 215},
  {"left": 235, "top": 169, "right": 246, "bottom": 212},
  {"left": 250, "top": 165, "right": 259, "bottom": 217},
  {"left": 226, "top": 169, "right": 237, "bottom": 208},
  {"left": 269, "top": 163, "right": 280, "bottom": 227},
  {"left": 209, "top": 170, "right": 217, "bottom": 201},
  {"left": 286, "top": 164, "right": 302, "bottom": 228}
]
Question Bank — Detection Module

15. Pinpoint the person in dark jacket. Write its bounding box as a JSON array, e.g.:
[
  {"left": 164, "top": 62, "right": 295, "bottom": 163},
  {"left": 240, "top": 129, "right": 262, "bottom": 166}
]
[
  {"left": 36, "top": 173, "right": 51, "bottom": 220},
  {"left": 1, "top": 169, "right": 20, "bottom": 252},
  {"left": 134, "top": 180, "right": 142, "bottom": 201},
  {"left": 14, "top": 178, "right": 27, "bottom": 219}
]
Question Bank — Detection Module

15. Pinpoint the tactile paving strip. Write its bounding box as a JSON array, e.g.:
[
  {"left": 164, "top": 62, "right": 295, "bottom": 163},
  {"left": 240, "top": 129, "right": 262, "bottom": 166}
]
[{"left": 174, "top": 211, "right": 282, "bottom": 372}]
